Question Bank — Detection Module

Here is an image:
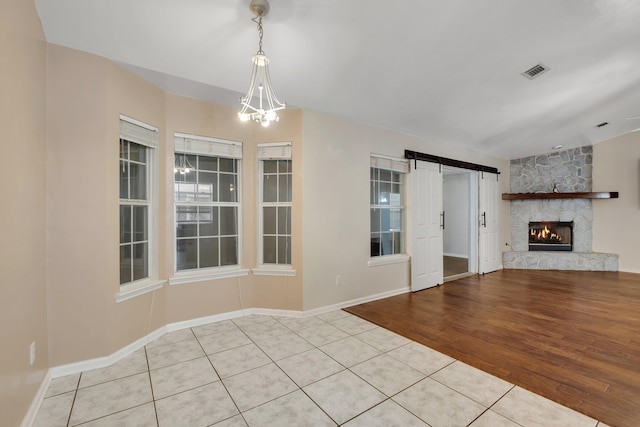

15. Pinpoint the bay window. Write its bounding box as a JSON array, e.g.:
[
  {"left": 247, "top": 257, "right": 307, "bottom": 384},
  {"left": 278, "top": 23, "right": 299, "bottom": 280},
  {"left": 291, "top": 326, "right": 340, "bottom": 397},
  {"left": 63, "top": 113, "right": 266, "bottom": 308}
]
[
  {"left": 174, "top": 134, "right": 242, "bottom": 272},
  {"left": 257, "top": 143, "right": 292, "bottom": 267},
  {"left": 119, "top": 116, "right": 157, "bottom": 287}
]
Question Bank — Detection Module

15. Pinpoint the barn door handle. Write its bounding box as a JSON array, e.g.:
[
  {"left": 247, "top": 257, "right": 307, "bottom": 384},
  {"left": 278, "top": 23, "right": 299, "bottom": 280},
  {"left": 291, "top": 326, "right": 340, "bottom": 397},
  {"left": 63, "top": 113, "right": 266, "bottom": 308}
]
[
  {"left": 482, "top": 212, "right": 487, "bottom": 228},
  {"left": 441, "top": 211, "right": 445, "bottom": 230}
]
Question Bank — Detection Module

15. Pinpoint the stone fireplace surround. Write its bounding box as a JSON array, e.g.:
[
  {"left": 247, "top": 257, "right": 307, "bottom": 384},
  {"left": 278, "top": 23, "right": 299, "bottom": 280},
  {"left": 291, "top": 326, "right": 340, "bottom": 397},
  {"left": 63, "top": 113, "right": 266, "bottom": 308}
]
[{"left": 502, "top": 146, "right": 618, "bottom": 271}]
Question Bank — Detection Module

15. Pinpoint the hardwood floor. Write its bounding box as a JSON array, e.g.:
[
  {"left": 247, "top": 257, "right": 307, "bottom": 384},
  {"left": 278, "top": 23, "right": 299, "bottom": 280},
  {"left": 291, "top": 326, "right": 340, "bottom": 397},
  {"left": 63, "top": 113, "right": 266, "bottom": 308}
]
[
  {"left": 345, "top": 269, "right": 640, "bottom": 427},
  {"left": 443, "top": 255, "right": 469, "bottom": 278}
]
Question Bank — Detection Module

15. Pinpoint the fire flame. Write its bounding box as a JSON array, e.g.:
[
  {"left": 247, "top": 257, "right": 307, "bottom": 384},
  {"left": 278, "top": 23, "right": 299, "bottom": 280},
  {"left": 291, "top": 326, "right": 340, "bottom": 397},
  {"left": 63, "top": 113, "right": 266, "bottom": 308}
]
[{"left": 530, "top": 226, "right": 563, "bottom": 243}]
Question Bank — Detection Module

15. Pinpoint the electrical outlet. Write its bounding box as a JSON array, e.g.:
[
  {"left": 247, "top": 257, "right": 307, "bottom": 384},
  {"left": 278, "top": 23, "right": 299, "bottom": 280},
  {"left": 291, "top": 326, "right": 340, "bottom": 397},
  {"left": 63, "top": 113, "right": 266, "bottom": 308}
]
[
  {"left": 336, "top": 275, "right": 342, "bottom": 286},
  {"left": 29, "top": 342, "right": 36, "bottom": 366}
]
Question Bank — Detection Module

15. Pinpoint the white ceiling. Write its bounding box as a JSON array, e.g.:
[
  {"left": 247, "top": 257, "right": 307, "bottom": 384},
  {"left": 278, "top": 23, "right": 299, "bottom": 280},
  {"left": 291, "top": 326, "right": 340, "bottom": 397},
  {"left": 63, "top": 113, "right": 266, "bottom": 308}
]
[{"left": 34, "top": 0, "right": 640, "bottom": 159}]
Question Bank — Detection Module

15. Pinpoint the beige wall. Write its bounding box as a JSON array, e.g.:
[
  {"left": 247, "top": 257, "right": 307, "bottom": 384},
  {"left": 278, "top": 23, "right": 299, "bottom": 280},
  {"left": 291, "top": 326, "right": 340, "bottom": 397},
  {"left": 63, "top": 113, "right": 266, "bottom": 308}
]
[
  {"left": 46, "top": 45, "right": 112, "bottom": 365},
  {"left": 163, "top": 95, "right": 304, "bottom": 323},
  {"left": 45, "top": 45, "right": 305, "bottom": 368},
  {"left": 6, "top": 6, "right": 511, "bottom": 421},
  {"left": 46, "top": 45, "right": 169, "bottom": 365},
  {"left": 0, "top": 0, "right": 49, "bottom": 425},
  {"left": 593, "top": 131, "right": 640, "bottom": 273},
  {"left": 106, "top": 60, "right": 170, "bottom": 355},
  {"left": 301, "top": 111, "right": 511, "bottom": 310},
  {"left": 44, "top": 42, "right": 511, "bottom": 368}
]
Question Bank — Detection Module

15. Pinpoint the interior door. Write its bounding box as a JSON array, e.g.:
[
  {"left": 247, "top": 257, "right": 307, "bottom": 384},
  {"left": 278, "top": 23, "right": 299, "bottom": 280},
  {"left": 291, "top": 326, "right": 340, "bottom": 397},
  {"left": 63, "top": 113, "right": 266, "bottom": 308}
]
[
  {"left": 479, "top": 172, "right": 500, "bottom": 273},
  {"left": 411, "top": 161, "right": 443, "bottom": 291}
]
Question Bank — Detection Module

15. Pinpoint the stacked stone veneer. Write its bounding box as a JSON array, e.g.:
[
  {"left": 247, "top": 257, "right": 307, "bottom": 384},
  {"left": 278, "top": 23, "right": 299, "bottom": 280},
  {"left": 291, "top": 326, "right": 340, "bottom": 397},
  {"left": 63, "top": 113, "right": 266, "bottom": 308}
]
[{"left": 503, "top": 146, "right": 618, "bottom": 271}]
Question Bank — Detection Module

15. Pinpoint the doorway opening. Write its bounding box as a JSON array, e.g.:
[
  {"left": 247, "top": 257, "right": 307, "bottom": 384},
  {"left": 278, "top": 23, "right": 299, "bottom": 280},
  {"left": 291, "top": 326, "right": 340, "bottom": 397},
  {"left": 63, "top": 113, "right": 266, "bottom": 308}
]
[
  {"left": 442, "top": 167, "right": 478, "bottom": 280},
  {"left": 409, "top": 159, "right": 499, "bottom": 291}
]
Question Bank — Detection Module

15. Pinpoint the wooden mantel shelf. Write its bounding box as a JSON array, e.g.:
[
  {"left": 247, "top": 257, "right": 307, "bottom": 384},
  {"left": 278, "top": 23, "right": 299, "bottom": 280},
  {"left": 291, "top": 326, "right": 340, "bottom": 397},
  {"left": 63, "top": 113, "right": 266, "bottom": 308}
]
[{"left": 502, "top": 191, "right": 619, "bottom": 200}]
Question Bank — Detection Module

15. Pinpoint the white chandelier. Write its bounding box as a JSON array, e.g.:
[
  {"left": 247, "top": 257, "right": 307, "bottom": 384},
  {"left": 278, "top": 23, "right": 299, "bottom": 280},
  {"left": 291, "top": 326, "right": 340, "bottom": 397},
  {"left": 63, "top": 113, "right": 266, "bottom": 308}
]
[{"left": 238, "top": 0, "right": 285, "bottom": 127}]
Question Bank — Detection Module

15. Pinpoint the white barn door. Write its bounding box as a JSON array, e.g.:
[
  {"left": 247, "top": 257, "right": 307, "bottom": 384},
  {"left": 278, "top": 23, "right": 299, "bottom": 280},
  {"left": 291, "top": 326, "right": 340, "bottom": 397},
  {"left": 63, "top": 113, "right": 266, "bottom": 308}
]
[
  {"left": 411, "top": 161, "right": 443, "bottom": 291},
  {"left": 479, "top": 172, "right": 500, "bottom": 274}
]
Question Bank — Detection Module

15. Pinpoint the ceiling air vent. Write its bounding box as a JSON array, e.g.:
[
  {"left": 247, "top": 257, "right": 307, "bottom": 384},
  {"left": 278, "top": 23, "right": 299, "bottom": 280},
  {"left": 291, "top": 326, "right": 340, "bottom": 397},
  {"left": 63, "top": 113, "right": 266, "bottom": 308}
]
[
  {"left": 595, "top": 121, "right": 609, "bottom": 128},
  {"left": 521, "top": 63, "right": 549, "bottom": 80}
]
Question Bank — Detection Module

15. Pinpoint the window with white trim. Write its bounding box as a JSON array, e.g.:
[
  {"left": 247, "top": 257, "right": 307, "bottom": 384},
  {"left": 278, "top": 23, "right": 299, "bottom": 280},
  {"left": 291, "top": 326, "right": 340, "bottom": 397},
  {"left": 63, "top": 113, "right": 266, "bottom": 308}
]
[
  {"left": 258, "top": 143, "right": 292, "bottom": 265},
  {"left": 119, "top": 117, "right": 158, "bottom": 286},
  {"left": 370, "top": 155, "right": 408, "bottom": 257},
  {"left": 174, "top": 134, "right": 242, "bottom": 271}
]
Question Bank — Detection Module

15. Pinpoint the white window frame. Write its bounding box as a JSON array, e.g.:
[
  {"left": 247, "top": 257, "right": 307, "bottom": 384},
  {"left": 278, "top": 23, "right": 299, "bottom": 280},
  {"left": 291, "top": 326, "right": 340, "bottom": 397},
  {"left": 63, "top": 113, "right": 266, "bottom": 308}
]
[
  {"left": 368, "top": 154, "right": 411, "bottom": 267},
  {"left": 170, "top": 133, "right": 248, "bottom": 286},
  {"left": 253, "top": 142, "right": 295, "bottom": 276},
  {"left": 117, "top": 115, "right": 164, "bottom": 302}
]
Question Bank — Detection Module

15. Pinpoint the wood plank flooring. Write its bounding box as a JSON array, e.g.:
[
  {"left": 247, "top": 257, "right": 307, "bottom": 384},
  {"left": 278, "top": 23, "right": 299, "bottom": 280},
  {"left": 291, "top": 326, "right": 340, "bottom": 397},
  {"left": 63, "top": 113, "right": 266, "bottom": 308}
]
[
  {"left": 344, "top": 269, "right": 640, "bottom": 427},
  {"left": 443, "top": 255, "right": 469, "bottom": 278}
]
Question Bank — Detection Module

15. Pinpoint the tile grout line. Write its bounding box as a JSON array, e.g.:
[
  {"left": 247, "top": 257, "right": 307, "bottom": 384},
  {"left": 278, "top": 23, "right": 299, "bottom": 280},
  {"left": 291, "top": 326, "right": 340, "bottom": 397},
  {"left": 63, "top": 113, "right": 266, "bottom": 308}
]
[
  {"left": 67, "top": 348, "right": 156, "bottom": 426},
  {"left": 42, "top": 311, "right": 580, "bottom": 426},
  {"left": 43, "top": 314, "right": 377, "bottom": 424},
  {"left": 339, "top": 344, "right": 431, "bottom": 425},
  {"left": 231, "top": 315, "right": 348, "bottom": 423},
  {"left": 236, "top": 316, "right": 331, "bottom": 417},
  {"left": 274, "top": 314, "right": 422, "bottom": 425},
  {"left": 480, "top": 381, "right": 516, "bottom": 413},
  {"left": 316, "top": 316, "right": 431, "bottom": 425},
  {"left": 47, "top": 313, "right": 416, "bottom": 425},
  {"left": 305, "top": 314, "right": 505, "bottom": 426},
  {"left": 191, "top": 325, "right": 248, "bottom": 425},
  {"left": 273, "top": 315, "right": 345, "bottom": 425},
  {"left": 144, "top": 346, "right": 160, "bottom": 427},
  {"left": 64, "top": 373, "right": 82, "bottom": 427},
  {"left": 207, "top": 319, "right": 298, "bottom": 423},
  {"left": 427, "top": 366, "right": 515, "bottom": 409},
  {"left": 253, "top": 315, "right": 347, "bottom": 425},
  {"left": 104, "top": 321, "right": 445, "bottom": 424},
  {"left": 461, "top": 382, "right": 523, "bottom": 427}
]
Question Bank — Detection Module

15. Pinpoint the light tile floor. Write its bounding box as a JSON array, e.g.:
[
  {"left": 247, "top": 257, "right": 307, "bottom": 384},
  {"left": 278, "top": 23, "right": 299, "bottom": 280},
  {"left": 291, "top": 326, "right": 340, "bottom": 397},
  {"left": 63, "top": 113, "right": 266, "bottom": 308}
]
[{"left": 34, "top": 310, "right": 611, "bottom": 427}]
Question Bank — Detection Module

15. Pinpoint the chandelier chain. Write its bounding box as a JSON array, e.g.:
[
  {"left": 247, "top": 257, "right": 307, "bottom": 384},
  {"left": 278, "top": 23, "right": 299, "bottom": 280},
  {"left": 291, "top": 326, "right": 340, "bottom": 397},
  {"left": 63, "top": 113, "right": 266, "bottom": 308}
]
[
  {"left": 253, "top": 16, "right": 264, "bottom": 55},
  {"left": 238, "top": 0, "right": 285, "bottom": 127}
]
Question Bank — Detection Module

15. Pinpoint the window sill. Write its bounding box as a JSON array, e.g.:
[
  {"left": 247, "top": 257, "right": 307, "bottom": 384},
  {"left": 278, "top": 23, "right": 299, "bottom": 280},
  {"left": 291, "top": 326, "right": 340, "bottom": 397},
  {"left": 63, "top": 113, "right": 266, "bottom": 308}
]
[
  {"left": 367, "top": 254, "right": 411, "bottom": 267},
  {"left": 252, "top": 267, "right": 297, "bottom": 277},
  {"left": 169, "top": 268, "right": 250, "bottom": 286},
  {"left": 116, "top": 279, "right": 165, "bottom": 303}
]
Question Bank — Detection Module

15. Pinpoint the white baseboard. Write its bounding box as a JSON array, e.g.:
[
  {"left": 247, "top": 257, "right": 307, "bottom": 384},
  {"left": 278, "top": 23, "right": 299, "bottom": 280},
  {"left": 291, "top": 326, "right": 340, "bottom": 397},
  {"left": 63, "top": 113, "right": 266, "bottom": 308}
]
[
  {"left": 304, "top": 286, "right": 410, "bottom": 317},
  {"left": 47, "top": 308, "right": 302, "bottom": 379},
  {"left": 51, "top": 313, "right": 234, "bottom": 379},
  {"left": 165, "top": 309, "right": 251, "bottom": 332},
  {"left": 20, "top": 370, "right": 51, "bottom": 427},
  {"left": 50, "top": 327, "right": 166, "bottom": 378},
  {"left": 251, "top": 307, "right": 306, "bottom": 318},
  {"left": 443, "top": 252, "right": 469, "bottom": 259},
  {"left": 27, "top": 287, "right": 409, "bottom": 426},
  {"left": 47, "top": 286, "right": 409, "bottom": 379}
]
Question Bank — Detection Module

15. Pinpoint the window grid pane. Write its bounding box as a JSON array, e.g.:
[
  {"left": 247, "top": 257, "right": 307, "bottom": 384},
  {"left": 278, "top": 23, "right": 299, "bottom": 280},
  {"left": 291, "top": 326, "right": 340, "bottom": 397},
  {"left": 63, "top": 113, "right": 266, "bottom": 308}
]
[
  {"left": 260, "top": 159, "right": 292, "bottom": 265},
  {"left": 120, "top": 140, "right": 150, "bottom": 286},
  {"left": 120, "top": 162, "right": 129, "bottom": 199},
  {"left": 120, "top": 245, "right": 131, "bottom": 284},
  {"left": 174, "top": 152, "right": 239, "bottom": 272},
  {"left": 199, "top": 237, "right": 219, "bottom": 268},
  {"left": 198, "top": 206, "right": 218, "bottom": 237},
  {"left": 277, "top": 207, "right": 291, "bottom": 235},
  {"left": 370, "top": 166, "right": 405, "bottom": 257},
  {"left": 176, "top": 239, "right": 197, "bottom": 271},
  {"left": 263, "top": 174, "right": 277, "bottom": 202},
  {"left": 132, "top": 242, "right": 148, "bottom": 281}
]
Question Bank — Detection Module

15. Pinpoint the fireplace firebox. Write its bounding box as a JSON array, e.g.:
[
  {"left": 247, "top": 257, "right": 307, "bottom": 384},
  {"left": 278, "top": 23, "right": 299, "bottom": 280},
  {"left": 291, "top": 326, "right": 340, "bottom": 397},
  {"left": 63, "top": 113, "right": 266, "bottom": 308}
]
[{"left": 528, "top": 221, "right": 573, "bottom": 251}]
